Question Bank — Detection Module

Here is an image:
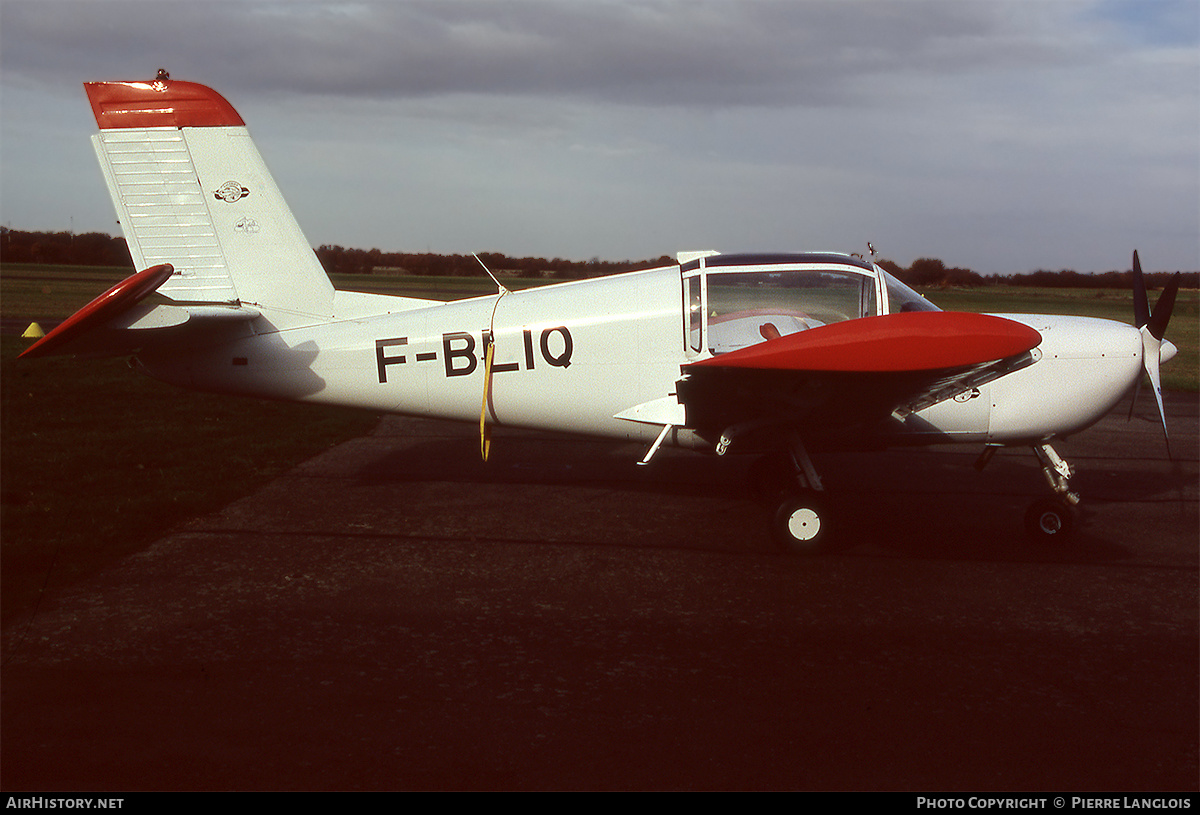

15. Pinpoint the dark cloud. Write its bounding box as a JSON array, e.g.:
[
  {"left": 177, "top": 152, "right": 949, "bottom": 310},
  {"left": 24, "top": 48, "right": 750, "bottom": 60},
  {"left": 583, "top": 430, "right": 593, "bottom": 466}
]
[
  {"left": 2, "top": 1, "right": 1195, "bottom": 271},
  {"left": 2, "top": 1, "right": 1087, "bottom": 108}
]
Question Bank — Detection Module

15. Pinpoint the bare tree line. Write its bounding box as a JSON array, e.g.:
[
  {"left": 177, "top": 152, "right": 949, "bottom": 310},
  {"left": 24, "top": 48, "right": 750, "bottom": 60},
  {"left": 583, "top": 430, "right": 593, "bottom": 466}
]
[{"left": 3, "top": 228, "right": 1193, "bottom": 289}]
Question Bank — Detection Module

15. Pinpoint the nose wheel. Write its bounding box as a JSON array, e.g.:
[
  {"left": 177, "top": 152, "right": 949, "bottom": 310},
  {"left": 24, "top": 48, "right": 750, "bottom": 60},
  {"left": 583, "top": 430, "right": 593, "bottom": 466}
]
[{"left": 1024, "top": 496, "right": 1078, "bottom": 541}]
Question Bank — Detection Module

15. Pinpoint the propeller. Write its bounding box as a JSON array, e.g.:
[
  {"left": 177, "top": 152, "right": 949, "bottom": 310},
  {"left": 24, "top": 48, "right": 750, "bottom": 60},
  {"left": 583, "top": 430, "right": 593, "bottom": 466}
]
[{"left": 1129, "top": 250, "right": 1180, "bottom": 457}]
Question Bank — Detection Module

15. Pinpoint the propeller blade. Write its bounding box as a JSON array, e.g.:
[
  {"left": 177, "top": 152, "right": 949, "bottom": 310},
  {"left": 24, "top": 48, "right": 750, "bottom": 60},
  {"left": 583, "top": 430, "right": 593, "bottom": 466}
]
[
  {"left": 1125, "top": 253, "right": 1177, "bottom": 453},
  {"left": 1132, "top": 250, "right": 1150, "bottom": 329},
  {"left": 1140, "top": 326, "right": 1172, "bottom": 459},
  {"left": 1147, "top": 272, "right": 1180, "bottom": 342},
  {"left": 1126, "top": 375, "right": 1142, "bottom": 422}
]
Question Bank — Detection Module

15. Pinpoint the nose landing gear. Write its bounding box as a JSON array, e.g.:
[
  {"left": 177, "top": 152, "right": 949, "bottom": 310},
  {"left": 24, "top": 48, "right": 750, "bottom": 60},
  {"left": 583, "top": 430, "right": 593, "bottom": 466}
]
[{"left": 1024, "top": 443, "right": 1080, "bottom": 542}]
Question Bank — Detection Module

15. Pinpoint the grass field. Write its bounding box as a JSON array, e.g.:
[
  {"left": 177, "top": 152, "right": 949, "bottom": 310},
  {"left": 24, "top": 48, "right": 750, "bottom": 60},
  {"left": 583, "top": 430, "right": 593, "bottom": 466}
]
[{"left": 2, "top": 263, "right": 1196, "bottom": 626}]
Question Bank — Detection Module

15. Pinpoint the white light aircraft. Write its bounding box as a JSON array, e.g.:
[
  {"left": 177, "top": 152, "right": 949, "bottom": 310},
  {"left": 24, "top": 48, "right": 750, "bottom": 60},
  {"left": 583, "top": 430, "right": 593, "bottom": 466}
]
[{"left": 22, "top": 73, "right": 1181, "bottom": 552}]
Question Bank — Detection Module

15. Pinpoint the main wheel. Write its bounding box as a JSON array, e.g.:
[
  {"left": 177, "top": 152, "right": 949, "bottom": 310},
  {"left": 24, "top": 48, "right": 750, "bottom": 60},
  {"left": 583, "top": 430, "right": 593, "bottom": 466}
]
[
  {"left": 1024, "top": 497, "right": 1077, "bottom": 542},
  {"left": 773, "top": 490, "right": 832, "bottom": 554}
]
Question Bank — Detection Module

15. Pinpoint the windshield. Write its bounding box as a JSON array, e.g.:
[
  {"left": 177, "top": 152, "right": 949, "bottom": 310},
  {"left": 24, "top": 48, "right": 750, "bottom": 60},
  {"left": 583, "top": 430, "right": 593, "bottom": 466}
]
[
  {"left": 697, "top": 268, "right": 878, "bottom": 354},
  {"left": 883, "top": 271, "right": 940, "bottom": 313}
]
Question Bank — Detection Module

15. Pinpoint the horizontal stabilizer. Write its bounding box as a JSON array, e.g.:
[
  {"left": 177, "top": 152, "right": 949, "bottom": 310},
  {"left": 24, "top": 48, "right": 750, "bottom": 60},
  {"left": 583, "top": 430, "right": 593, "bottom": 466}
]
[
  {"left": 20, "top": 264, "right": 175, "bottom": 359},
  {"left": 18, "top": 264, "right": 263, "bottom": 360}
]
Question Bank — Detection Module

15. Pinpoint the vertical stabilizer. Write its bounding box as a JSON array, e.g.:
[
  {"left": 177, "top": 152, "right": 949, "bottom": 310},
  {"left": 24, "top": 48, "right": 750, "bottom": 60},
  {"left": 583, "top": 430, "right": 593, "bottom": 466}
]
[{"left": 86, "top": 77, "right": 335, "bottom": 327}]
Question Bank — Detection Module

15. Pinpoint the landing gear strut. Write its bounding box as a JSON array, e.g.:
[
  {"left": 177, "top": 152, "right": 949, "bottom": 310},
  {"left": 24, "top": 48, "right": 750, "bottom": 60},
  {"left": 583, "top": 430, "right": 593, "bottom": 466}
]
[
  {"left": 979, "top": 441, "right": 1082, "bottom": 542},
  {"left": 1024, "top": 443, "right": 1079, "bottom": 542}
]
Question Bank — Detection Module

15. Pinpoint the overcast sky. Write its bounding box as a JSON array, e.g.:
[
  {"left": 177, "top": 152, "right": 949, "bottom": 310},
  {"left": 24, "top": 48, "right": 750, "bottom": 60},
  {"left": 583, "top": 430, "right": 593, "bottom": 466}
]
[{"left": 2, "top": 0, "right": 1197, "bottom": 274}]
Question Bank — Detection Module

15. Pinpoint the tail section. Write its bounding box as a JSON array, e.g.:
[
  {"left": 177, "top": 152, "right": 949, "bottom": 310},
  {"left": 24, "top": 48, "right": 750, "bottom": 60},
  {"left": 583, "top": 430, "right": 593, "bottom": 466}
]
[{"left": 86, "top": 75, "right": 335, "bottom": 326}]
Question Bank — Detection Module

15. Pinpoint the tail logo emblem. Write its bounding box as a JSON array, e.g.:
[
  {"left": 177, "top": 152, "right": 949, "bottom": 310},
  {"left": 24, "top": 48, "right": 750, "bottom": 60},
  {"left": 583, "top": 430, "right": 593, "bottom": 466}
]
[{"left": 214, "top": 181, "right": 250, "bottom": 203}]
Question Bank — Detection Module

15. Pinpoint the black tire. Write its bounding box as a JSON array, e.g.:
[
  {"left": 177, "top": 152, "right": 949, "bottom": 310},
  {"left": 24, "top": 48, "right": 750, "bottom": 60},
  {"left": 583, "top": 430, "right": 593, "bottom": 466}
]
[
  {"left": 773, "top": 490, "right": 832, "bottom": 554},
  {"left": 1024, "top": 497, "right": 1077, "bottom": 542}
]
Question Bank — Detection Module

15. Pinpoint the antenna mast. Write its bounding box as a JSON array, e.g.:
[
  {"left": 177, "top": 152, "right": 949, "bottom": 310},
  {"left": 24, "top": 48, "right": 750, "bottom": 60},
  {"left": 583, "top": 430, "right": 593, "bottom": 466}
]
[{"left": 473, "top": 253, "right": 510, "bottom": 295}]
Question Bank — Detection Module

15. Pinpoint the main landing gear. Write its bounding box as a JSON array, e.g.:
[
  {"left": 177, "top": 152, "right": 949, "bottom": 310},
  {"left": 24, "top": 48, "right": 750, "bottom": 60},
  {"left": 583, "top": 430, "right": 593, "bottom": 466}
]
[{"left": 737, "top": 432, "right": 835, "bottom": 554}]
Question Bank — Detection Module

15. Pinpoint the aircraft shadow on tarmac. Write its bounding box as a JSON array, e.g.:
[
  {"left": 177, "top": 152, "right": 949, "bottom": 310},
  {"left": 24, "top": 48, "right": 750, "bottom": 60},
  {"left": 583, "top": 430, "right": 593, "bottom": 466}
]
[{"left": 347, "top": 422, "right": 1193, "bottom": 563}]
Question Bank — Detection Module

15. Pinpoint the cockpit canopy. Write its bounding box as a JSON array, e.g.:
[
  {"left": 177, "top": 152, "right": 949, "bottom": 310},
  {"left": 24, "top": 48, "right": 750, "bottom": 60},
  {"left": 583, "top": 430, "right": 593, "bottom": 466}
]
[{"left": 681, "top": 252, "right": 937, "bottom": 355}]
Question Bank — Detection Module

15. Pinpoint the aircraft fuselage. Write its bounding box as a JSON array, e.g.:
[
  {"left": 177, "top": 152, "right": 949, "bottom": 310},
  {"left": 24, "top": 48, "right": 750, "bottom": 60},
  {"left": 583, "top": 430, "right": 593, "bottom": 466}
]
[{"left": 134, "top": 261, "right": 1162, "bottom": 453}]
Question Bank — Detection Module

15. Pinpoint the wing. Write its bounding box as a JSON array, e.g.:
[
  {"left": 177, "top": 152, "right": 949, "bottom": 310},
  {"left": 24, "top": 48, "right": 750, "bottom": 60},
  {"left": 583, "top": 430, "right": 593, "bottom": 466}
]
[{"left": 676, "top": 311, "right": 1041, "bottom": 438}]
